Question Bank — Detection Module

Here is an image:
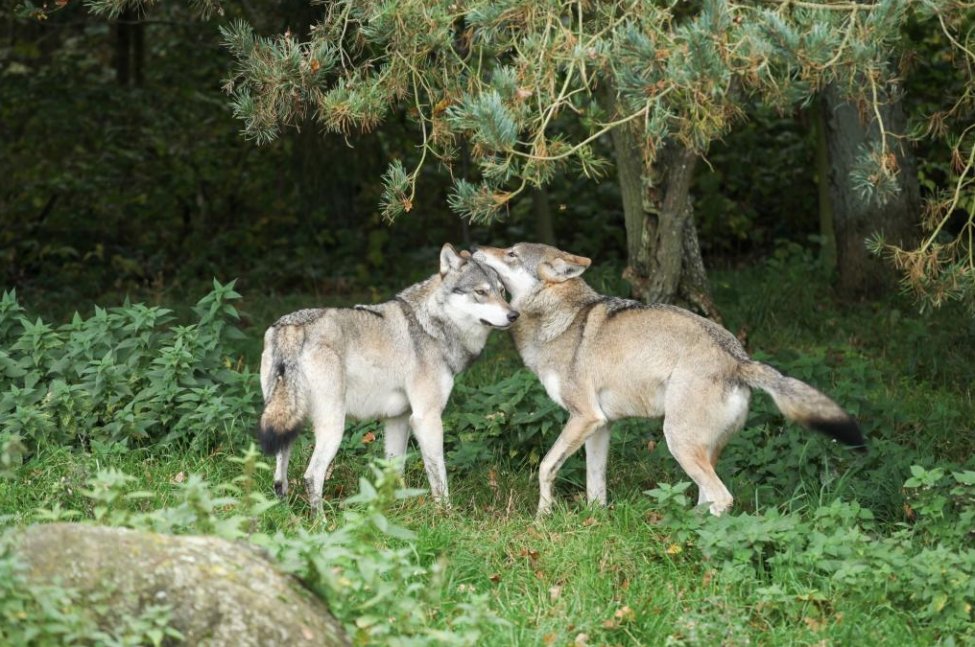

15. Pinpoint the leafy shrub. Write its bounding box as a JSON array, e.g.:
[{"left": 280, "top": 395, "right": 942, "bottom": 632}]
[
  {"left": 648, "top": 470, "right": 975, "bottom": 639},
  {"left": 445, "top": 370, "right": 566, "bottom": 471},
  {"left": 0, "top": 281, "right": 260, "bottom": 456}
]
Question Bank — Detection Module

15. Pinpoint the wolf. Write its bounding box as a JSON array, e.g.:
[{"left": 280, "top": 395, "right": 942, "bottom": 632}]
[
  {"left": 472, "top": 242, "right": 865, "bottom": 516},
  {"left": 258, "top": 243, "right": 518, "bottom": 513}
]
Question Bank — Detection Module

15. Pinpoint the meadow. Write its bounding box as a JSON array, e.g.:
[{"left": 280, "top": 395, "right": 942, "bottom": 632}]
[{"left": 2, "top": 246, "right": 974, "bottom": 645}]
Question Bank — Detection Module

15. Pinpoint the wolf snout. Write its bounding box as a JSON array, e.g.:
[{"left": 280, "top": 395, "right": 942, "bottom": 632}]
[{"left": 507, "top": 310, "right": 520, "bottom": 322}]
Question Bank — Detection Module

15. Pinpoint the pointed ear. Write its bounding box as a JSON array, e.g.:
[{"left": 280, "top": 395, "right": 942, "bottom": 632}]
[
  {"left": 439, "top": 243, "right": 466, "bottom": 276},
  {"left": 537, "top": 254, "right": 591, "bottom": 283}
]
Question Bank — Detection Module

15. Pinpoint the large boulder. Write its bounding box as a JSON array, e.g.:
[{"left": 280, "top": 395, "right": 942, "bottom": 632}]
[{"left": 12, "top": 523, "right": 349, "bottom": 646}]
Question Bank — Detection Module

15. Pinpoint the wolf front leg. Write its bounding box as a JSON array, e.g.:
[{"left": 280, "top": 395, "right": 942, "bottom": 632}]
[
  {"left": 383, "top": 414, "right": 411, "bottom": 474},
  {"left": 409, "top": 410, "right": 449, "bottom": 506},
  {"left": 585, "top": 424, "right": 611, "bottom": 506},
  {"left": 538, "top": 413, "right": 606, "bottom": 518}
]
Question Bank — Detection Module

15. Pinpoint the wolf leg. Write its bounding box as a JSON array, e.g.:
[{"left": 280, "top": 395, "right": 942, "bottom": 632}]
[
  {"left": 663, "top": 417, "right": 734, "bottom": 516},
  {"left": 538, "top": 413, "right": 605, "bottom": 517},
  {"left": 410, "top": 411, "right": 448, "bottom": 505},
  {"left": 585, "top": 424, "right": 610, "bottom": 506},
  {"left": 303, "top": 409, "right": 344, "bottom": 516},
  {"left": 384, "top": 414, "right": 411, "bottom": 474},
  {"left": 274, "top": 444, "right": 293, "bottom": 498},
  {"left": 301, "top": 349, "right": 345, "bottom": 516}
]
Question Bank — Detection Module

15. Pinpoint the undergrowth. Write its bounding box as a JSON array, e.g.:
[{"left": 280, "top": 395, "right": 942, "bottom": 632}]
[{"left": 1, "top": 246, "right": 974, "bottom": 643}]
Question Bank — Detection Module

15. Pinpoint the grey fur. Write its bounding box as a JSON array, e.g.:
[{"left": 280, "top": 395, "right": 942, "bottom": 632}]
[{"left": 259, "top": 244, "right": 517, "bottom": 514}]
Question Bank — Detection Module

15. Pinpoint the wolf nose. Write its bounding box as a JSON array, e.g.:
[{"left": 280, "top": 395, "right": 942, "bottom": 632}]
[{"left": 507, "top": 311, "right": 520, "bottom": 322}]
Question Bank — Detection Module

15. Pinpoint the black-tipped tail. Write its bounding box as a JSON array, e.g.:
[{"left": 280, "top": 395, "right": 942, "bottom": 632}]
[
  {"left": 807, "top": 417, "right": 867, "bottom": 453},
  {"left": 256, "top": 424, "right": 300, "bottom": 455}
]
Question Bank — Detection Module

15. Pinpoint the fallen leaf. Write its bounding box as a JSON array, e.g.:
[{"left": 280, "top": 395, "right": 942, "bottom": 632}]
[
  {"left": 582, "top": 516, "right": 597, "bottom": 527},
  {"left": 171, "top": 471, "right": 185, "bottom": 484},
  {"left": 614, "top": 605, "right": 636, "bottom": 623},
  {"left": 362, "top": 431, "right": 376, "bottom": 445},
  {"left": 573, "top": 633, "right": 589, "bottom": 646},
  {"left": 666, "top": 543, "right": 683, "bottom": 555},
  {"left": 549, "top": 584, "right": 562, "bottom": 602},
  {"left": 489, "top": 573, "right": 501, "bottom": 584},
  {"left": 488, "top": 468, "right": 499, "bottom": 491},
  {"left": 803, "top": 616, "right": 825, "bottom": 632},
  {"left": 542, "top": 633, "right": 557, "bottom": 646},
  {"left": 647, "top": 439, "right": 657, "bottom": 453}
]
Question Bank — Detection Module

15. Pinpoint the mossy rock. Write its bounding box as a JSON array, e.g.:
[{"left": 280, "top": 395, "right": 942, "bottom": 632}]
[{"left": 12, "top": 523, "right": 349, "bottom": 646}]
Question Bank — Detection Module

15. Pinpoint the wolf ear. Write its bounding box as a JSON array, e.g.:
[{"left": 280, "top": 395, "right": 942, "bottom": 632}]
[
  {"left": 440, "top": 243, "right": 467, "bottom": 276},
  {"left": 537, "top": 254, "right": 591, "bottom": 283}
]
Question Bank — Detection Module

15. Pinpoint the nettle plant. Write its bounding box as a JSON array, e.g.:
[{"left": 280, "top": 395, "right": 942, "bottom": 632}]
[
  {"left": 0, "top": 280, "right": 260, "bottom": 455},
  {"left": 646, "top": 469, "right": 975, "bottom": 636}
]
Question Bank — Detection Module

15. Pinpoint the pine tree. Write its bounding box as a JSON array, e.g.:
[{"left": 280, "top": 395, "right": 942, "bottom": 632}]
[{"left": 52, "top": 0, "right": 975, "bottom": 311}]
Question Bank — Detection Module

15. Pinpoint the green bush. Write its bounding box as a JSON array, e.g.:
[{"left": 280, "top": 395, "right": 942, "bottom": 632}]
[
  {"left": 648, "top": 471, "right": 975, "bottom": 639},
  {"left": 0, "top": 280, "right": 259, "bottom": 457}
]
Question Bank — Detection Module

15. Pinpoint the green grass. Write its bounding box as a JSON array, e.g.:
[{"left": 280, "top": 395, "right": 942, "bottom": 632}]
[{"left": 3, "top": 249, "right": 974, "bottom": 644}]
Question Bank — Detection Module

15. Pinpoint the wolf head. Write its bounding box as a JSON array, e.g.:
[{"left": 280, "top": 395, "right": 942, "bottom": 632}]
[
  {"left": 471, "top": 243, "right": 592, "bottom": 304},
  {"left": 439, "top": 243, "right": 519, "bottom": 329}
]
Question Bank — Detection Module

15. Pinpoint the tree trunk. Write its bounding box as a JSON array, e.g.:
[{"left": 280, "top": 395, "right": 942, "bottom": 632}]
[
  {"left": 822, "top": 82, "right": 921, "bottom": 297},
  {"left": 609, "top": 126, "right": 721, "bottom": 322},
  {"left": 114, "top": 10, "right": 145, "bottom": 87},
  {"left": 11, "top": 523, "right": 350, "bottom": 646},
  {"left": 531, "top": 187, "right": 556, "bottom": 245},
  {"left": 114, "top": 10, "right": 132, "bottom": 86},
  {"left": 812, "top": 102, "right": 836, "bottom": 272}
]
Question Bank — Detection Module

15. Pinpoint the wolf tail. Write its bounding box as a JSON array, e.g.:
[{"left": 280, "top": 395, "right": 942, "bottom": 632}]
[
  {"left": 739, "top": 360, "right": 866, "bottom": 451},
  {"left": 258, "top": 326, "right": 307, "bottom": 455}
]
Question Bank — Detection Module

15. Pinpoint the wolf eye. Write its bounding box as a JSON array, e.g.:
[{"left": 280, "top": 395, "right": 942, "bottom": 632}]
[
  {"left": 452, "top": 288, "right": 464, "bottom": 295},
  {"left": 474, "top": 288, "right": 487, "bottom": 297},
  {"left": 507, "top": 250, "right": 517, "bottom": 258}
]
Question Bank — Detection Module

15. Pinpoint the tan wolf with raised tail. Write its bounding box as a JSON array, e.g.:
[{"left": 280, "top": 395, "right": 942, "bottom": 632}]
[
  {"left": 473, "top": 242, "right": 865, "bottom": 517},
  {"left": 258, "top": 244, "right": 518, "bottom": 514}
]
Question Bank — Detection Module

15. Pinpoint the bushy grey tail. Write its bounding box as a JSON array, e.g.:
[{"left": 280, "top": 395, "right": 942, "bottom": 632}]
[
  {"left": 739, "top": 361, "right": 866, "bottom": 451},
  {"left": 257, "top": 327, "right": 307, "bottom": 455}
]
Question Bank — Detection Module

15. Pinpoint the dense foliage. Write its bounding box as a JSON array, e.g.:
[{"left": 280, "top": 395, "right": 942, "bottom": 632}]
[{"left": 2, "top": 254, "right": 973, "bottom": 642}]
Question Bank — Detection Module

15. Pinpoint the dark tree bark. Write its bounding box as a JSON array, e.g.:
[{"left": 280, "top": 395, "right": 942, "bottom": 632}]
[
  {"left": 822, "top": 82, "right": 921, "bottom": 297},
  {"left": 114, "top": 10, "right": 131, "bottom": 85},
  {"left": 610, "top": 124, "right": 721, "bottom": 322},
  {"left": 812, "top": 102, "right": 837, "bottom": 272},
  {"left": 114, "top": 10, "right": 145, "bottom": 87},
  {"left": 532, "top": 187, "right": 556, "bottom": 245}
]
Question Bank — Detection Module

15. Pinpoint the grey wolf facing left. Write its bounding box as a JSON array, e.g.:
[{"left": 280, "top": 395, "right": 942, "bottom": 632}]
[
  {"left": 258, "top": 243, "right": 518, "bottom": 514},
  {"left": 473, "top": 242, "right": 865, "bottom": 517}
]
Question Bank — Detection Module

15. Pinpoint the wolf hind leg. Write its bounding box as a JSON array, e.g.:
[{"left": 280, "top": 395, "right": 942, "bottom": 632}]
[
  {"left": 303, "top": 408, "right": 344, "bottom": 516},
  {"left": 274, "top": 444, "right": 293, "bottom": 498},
  {"left": 301, "top": 349, "right": 345, "bottom": 516},
  {"left": 585, "top": 424, "right": 610, "bottom": 506}
]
